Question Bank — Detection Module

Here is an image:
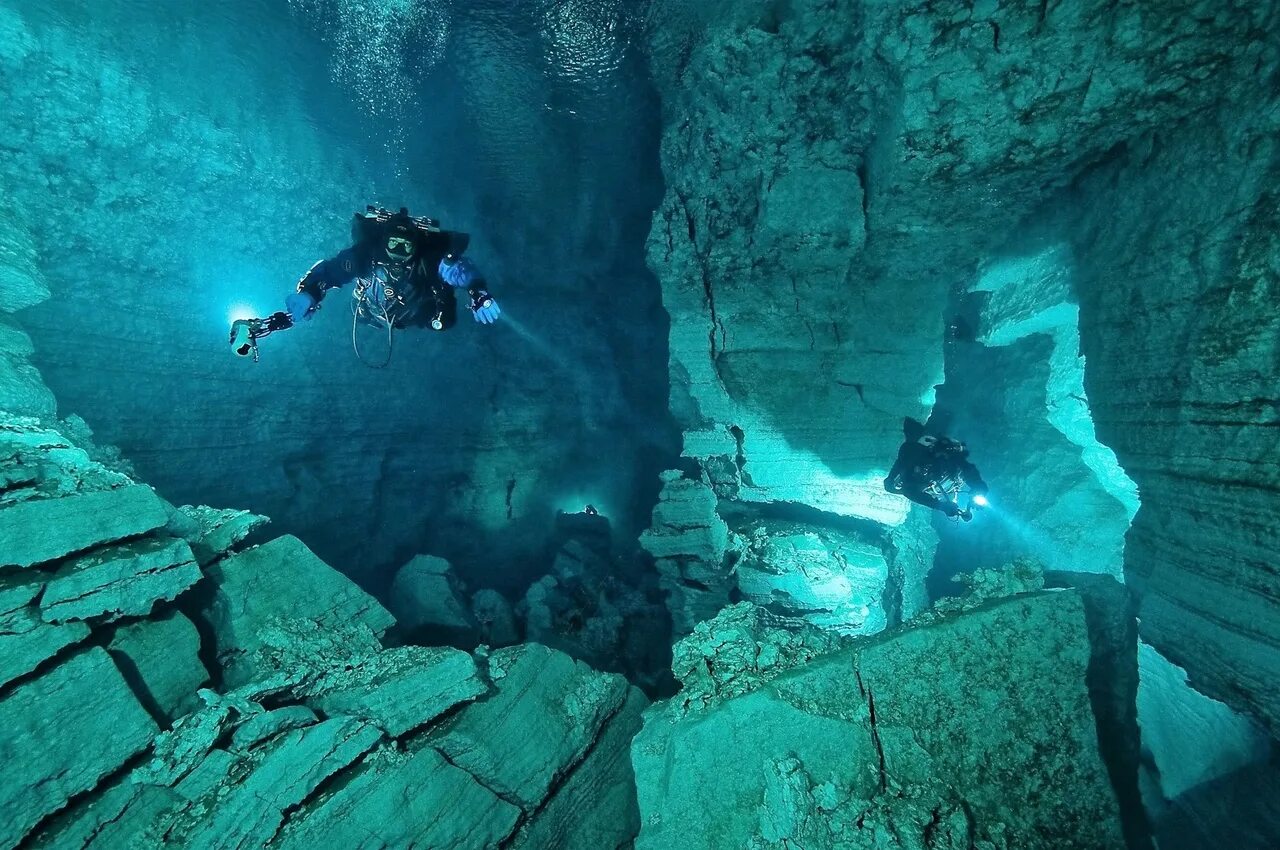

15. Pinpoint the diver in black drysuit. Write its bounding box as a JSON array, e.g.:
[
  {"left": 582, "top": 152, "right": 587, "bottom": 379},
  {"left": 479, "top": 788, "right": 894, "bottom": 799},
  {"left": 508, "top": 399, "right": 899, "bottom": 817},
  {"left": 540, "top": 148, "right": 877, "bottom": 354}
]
[
  {"left": 884, "top": 417, "right": 988, "bottom": 520},
  {"left": 229, "top": 206, "right": 501, "bottom": 365}
]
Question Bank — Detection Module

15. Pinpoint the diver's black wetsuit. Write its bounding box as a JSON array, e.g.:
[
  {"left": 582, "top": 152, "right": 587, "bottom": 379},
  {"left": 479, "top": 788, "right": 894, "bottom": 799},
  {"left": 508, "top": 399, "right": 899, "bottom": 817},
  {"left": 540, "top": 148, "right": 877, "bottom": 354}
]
[{"left": 884, "top": 421, "right": 987, "bottom": 517}]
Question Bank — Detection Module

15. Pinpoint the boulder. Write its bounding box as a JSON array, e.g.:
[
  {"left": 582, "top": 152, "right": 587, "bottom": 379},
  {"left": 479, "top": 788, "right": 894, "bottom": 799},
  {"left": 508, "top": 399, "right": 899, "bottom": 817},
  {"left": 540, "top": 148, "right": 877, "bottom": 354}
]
[
  {"left": 0, "top": 576, "right": 89, "bottom": 687},
  {"left": 387, "top": 554, "right": 479, "bottom": 646},
  {"left": 274, "top": 745, "right": 522, "bottom": 850},
  {"left": 199, "top": 535, "right": 395, "bottom": 686},
  {"left": 508, "top": 687, "right": 648, "bottom": 850},
  {"left": 732, "top": 521, "right": 892, "bottom": 634},
  {"left": 175, "top": 504, "right": 269, "bottom": 566},
  {"left": 430, "top": 643, "right": 630, "bottom": 812},
  {"left": 107, "top": 609, "right": 209, "bottom": 722}
]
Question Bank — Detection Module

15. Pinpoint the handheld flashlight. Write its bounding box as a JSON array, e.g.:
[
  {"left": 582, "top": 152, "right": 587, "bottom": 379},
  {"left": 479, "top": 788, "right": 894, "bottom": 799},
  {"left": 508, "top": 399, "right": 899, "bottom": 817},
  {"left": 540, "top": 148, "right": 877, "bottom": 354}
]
[{"left": 972, "top": 494, "right": 989, "bottom": 507}]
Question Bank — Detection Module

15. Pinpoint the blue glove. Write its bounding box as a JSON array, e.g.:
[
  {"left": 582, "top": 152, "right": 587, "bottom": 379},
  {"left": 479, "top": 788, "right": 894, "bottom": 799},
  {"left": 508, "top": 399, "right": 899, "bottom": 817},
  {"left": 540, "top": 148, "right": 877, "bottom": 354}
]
[
  {"left": 286, "top": 291, "right": 316, "bottom": 322},
  {"left": 473, "top": 295, "right": 501, "bottom": 324}
]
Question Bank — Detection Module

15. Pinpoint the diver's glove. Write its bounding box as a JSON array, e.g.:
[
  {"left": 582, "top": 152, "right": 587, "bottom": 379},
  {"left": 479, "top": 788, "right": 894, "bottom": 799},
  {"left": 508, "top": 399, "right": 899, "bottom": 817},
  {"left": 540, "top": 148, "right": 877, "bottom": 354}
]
[
  {"left": 469, "top": 288, "right": 502, "bottom": 324},
  {"left": 286, "top": 291, "right": 317, "bottom": 322}
]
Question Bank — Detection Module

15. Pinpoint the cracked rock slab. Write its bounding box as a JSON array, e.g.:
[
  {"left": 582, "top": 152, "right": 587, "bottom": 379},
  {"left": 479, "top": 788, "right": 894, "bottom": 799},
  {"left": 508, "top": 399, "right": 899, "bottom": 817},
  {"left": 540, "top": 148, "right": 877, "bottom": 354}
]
[
  {"left": 200, "top": 535, "right": 395, "bottom": 687},
  {"left": 430, "top": 643, "right": 630, "bottom": 812},
  {"left": 308, "top": 645, "right": 486, "bottom": 738},
  {"left": 164, "top": 717, "right": 383, "bottom": 850},
  {"left": 107, "top": 609, "right": 209, "bottom": 723},
  {"left": 634, "top": 591, "right": 1125, "bottom": 850},
  {"left": 41, "top": 537, "right": 201, "bottom": 623},
  {"left": 0, "top": 485, "right": 170, "bottom": 568},
  {"left": 274, "top": 744, "right": 522, "bottom": 850},
  {"left": 0, "top": 647, "right": 158, "bottom": 850}
]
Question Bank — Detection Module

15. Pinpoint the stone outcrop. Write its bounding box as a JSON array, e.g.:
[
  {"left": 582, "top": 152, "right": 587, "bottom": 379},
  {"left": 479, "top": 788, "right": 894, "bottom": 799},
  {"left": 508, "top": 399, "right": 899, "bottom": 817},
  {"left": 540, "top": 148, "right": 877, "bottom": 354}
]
[
  {"left": 0, "top": 406, "right": 650, "bottom": 850},
  {"left": 634, "top": 589, "right": 1125, "bottom": 849},
  {"left": 388, "top": 554, "right": 480, "bottom": 646}
]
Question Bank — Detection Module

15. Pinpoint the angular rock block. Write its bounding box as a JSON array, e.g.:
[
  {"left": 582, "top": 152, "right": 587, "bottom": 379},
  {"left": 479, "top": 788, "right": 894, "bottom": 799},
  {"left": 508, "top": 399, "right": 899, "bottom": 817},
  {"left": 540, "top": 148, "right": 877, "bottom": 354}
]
[
  {"left": 275, "top": 745, "right": 522, "bottom": 850},
  {"left": 733, "top": 522, "right": 891, "bottom": 634},
  {"left": 165, "top": 718, "right": 383, "bottom": 850},
  {"left": 0, "top": 485, "right": 170, "bottom": 568},
  {"left": 0, "top": 605, "right": 89, "bottom": 689},
  {"left": 388, "top": 554, "right": 479, "bottom": 645},
  {"left": 176, "top": 504, "right": 269, "bottom": 566},
  {"left": 107, "top": 609, "right": 209, "bottom": 722},
  {"left": 430, "top": 643, "right": 630, "bottom": 811},
  {"left": 640, "top": 471, "right": 731, "bottom": 632},
  {"left": 41, "top": 537, "right": 201, "bottom": 623},
  {"left": 309, "top": 645, "right": 486, "bottom": 737},
  {"left": 508, "top": 687, "right": 648, "bottom": 850},
  {"left": 200, "top": 535, "right": 395, "bottom": 686},
  {"left": 0, "top": 648, "right": 158, "bottom": 850},
  {"left": 633, "top": 591, "right": 1125, "bottom": 850}
]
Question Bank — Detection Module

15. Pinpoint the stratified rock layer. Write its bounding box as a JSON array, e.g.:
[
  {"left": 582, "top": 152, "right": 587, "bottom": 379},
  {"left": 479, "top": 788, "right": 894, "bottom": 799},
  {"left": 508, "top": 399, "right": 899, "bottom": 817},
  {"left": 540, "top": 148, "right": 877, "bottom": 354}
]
[
  {"left": 0, "top": 406, "right": 649, "bottom": 850},
  {"left": 633, "top": 590, "right": 1124, "bottom": 849}
]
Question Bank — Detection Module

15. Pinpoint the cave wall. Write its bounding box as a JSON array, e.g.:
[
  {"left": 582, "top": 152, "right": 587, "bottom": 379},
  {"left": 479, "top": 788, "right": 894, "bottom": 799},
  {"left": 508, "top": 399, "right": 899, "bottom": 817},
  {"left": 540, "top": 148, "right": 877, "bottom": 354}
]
[
  {"left": 1065, "top": 92, "right": 1280, "bottom": 731},
  {"left": 2, "top": 0, "right": 675, "bottom": 592},
  {"left": 645, "top": 0, "right": 1274, "bottom": 650}
]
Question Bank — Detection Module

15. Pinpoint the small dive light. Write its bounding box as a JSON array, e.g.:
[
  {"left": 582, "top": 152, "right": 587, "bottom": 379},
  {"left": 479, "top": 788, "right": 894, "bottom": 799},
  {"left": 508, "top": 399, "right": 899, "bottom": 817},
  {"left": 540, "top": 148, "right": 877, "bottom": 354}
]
[{"left": 972, "top": 494, "right": 989, "bottom": 508}]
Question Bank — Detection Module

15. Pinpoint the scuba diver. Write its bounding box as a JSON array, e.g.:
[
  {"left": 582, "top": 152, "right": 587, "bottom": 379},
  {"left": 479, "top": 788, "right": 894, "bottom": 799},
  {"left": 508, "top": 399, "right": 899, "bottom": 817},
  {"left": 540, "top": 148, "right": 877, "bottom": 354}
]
[
  {"left": 229, "top": 205, "right": 502, "bottom": 367},
  {"left": 884, "top": 417, "right": 989, "bottom": 521}
]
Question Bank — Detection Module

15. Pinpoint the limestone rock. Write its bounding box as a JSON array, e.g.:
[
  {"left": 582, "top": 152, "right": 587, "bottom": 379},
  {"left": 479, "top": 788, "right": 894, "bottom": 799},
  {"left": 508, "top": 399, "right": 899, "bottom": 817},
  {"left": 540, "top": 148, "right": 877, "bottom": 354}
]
[
  {"left": 1137, "top": 640, "right": 1270, "bottom": 802},
  {"left": 430, "top": 642, "right": 630, "bottom": 812},
  {"left": 40, "top": 537, "right": 202, "bottom": 623},
  {"left": 387, "top": 554, "right": 479, "bottom": 646},
  {"left": 199, "top": 535, "right": 395, "bottom": 686},
  {"left": 161, "top": 717, "right": 384, "bottom": 850},
  {"left": 1155, "top": 761, "right": 1280, "bottom": 850},
  {"left": 0, "top": 485, "right": 170, "bottom": 568},
  {"left": 508, "top": 687, "right": 648, "bottom": 850},
  {"left": 0, "top": 648, "right": 158, "bottom": 850},
  {"left": 307, "top": 645, "right": 487, "bottom": 737},
  {"left": 176, "top": 504, "right": 269, "bottom": 566},
  {"left": 640, "top": 470, "right": 731, "bottom": 632},
  {"left": 0, "top": 212, "right": 48, "bottom": 313},
  {"left": 0, "top": 577, "right": 89, "bottom": 687},
  {"left": 732, "top": 522, "right": 891, "bottom": 634},
  {"left": 0, "top": 318, "right": 55, "bottom": 418},
  {"left": 471, "top": 588, "right": 518, "bottom": 646},
  {"left": 275, "top": 745, "right": 522, "bottom": 850},
  {"left": 668, "top": 601, "right": 847, "bottom": 718},
  {"left": 634, "top": 591, "right": 1125, "bottom": 849},
  {"left": 107, "top": 609, "right": 209, "bottom": 723},
  {"left": 229, "top": 705, "right": 318, "bottom": 752}
]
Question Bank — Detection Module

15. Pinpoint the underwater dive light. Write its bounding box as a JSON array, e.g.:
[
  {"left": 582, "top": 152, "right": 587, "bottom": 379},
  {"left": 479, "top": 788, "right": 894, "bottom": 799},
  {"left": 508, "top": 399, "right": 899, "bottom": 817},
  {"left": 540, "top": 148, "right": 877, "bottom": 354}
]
[{"left": 972, "top": 494, "right": 989, "bottom": 507}]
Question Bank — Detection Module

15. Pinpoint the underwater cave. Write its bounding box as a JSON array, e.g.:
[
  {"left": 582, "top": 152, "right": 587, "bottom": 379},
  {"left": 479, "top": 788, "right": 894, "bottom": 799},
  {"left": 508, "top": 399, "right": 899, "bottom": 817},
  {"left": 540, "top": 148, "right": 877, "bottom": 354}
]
[{"left": 1, "top": 1, "right": 1277, "bottom": 848}]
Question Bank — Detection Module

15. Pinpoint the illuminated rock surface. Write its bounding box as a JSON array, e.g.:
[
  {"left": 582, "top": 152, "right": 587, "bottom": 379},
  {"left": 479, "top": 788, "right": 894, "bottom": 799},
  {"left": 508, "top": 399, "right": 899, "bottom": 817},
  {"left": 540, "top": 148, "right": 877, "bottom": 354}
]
[{"left": 634, "top": 589, "right": 1125, "bottom": 849}]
